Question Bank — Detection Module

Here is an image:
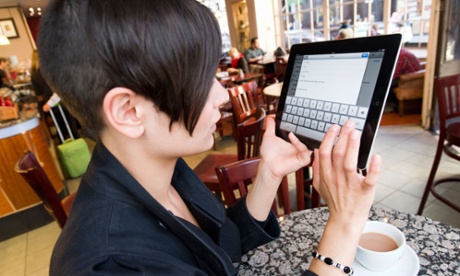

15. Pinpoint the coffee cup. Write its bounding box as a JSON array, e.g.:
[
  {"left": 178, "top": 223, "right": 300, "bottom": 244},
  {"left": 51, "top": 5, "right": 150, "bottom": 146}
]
[{"left": 355, "top": 221, "right": 406, "bottom": 272}]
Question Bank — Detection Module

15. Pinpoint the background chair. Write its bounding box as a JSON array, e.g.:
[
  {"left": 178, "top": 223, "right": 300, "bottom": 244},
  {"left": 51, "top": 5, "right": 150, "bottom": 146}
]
[
  {"left": 393, "top": 61, "right": 426, "bottom": 116},
  {"left": 417, "top": 73, "right": 460, "bottom": 215},
  {"left": 215, "top": 157, "right": 290, "bottom": 216},
  {"left": 228, "top": 82, "right": 259, "bottom": 124},
  {"left": 194, "top": 108, "right": 266, "bottom": 202},
  {"left": 15, "top": 150, "right": 75, "bottom": 228}
]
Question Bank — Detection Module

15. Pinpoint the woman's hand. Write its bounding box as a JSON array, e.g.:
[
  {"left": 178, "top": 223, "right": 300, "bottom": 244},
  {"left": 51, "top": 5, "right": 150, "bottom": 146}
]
[
  {"left": 309, "top": 119, "right": 382, "bottom": 275},
  {"left": 246, "top": 116, "right": 311, "bottom": 220},
  {"left": 312, "top": 119, "right": 381, "bottom": 224},
  {"left": 259, "top": 116, "right": 312, "bottom": 182}
]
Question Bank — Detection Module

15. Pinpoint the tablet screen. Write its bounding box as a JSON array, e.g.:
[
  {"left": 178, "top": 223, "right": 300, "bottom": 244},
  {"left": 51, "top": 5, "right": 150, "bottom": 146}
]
[{"left": 275, "top": 35, "right": 402, "bottom": 169}]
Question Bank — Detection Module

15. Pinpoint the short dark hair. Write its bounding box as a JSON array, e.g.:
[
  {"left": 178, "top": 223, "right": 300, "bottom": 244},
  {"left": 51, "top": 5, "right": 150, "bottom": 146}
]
[
  {"left": 38, "top": 0, "right": 222, "bottom": 139},
  {"left": 250, "top": 37, "right": 258, "bottom": 45},
  {"left": 0, "top": 57, "right": 7, "bottom": 63}
]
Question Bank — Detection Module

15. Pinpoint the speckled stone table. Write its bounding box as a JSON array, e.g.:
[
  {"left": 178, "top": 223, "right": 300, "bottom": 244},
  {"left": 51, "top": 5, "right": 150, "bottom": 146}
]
[{"left": 237, "top": 207, "right": 460, "bottom": 275}]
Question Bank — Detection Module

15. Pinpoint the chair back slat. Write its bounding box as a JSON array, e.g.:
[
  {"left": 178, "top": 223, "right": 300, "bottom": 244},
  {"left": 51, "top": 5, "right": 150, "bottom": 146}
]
[
  {"left": 436, "top": 74, "right": 460, "bottom": 127},
  {"left": 236, "top": 108, "right": 265, "bottom": 160},
  {"left": 215, "top": 157, "right": 260, "bottom": 207},
  {"left": 15, "top": 151, "right": 68, "bottom": 228},
  {"left": 228, "top": 84, "right": 258, "bottom": 124}
]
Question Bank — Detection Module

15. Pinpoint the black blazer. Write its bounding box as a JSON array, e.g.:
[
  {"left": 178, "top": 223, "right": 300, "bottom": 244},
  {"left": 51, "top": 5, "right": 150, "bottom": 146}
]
[{"left": 50, "top": 142, "right": 280, "bottom": 275}]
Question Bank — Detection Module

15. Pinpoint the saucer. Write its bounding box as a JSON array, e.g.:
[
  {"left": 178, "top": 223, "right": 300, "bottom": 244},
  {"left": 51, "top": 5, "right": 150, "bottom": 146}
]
[{"left": 352, "top": 245, "right": 420, "bottom": 276}]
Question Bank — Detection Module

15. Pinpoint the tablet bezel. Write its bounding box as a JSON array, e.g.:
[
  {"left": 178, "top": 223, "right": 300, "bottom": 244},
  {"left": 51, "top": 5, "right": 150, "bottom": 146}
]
[{"left": 275, "top": 34, "right": 402, "bottom": 169}]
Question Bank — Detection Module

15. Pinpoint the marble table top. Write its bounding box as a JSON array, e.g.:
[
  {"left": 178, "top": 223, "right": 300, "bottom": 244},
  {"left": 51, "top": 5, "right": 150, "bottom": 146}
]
[{"left": 237, "top": 207, "right": 460, "bottom": 275}]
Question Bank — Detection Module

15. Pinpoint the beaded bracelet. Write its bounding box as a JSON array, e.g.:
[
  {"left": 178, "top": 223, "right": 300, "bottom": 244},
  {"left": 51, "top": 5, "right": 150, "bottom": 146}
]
[{"left": 312, "top": 251, "right": 354, "bottom": 275}]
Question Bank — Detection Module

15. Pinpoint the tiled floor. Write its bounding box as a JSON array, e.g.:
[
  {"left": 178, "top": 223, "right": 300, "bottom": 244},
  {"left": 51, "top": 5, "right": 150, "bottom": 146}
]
[{"left": 1, "top": 124, "right": 460, "bottom": 275}]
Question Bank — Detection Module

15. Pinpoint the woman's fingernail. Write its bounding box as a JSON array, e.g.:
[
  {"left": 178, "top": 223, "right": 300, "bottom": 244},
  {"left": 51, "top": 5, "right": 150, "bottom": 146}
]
[
  {"left": 329, "top": 124, "right": 339, "bottom": 132},
  {"left": 351, "top": 129, "right": 360, "bottom": 140}
]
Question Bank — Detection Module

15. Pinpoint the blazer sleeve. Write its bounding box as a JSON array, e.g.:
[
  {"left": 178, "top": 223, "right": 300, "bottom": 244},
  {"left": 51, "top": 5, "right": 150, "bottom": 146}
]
[{"left": 226, "top": 196, "right": 280, "bottom": 254}]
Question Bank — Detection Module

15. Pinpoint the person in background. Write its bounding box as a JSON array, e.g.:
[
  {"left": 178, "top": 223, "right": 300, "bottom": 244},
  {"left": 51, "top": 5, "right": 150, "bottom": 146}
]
[
  {"left": 245, "top": 37, "right": 266, "bottom": 63},
  {"left": 370, "top": 24, "right": 380, "bottom": 36},
  {"left": 335, "top": 20, "right": 354, "bottom": 40},
  {"left": 393, "top": 47, "right": 422, "bottom": 80},
  {"left": 385, "top": 47, "right": 423, "bottom": 112},
  {"left": 30, "top": 49, "right": 80, "bottom": 139},
  {"left": 0, "top": 57, "right": 13, "bottom": 90},
  {"left": 227, "top": 47, "right": 249, "bottom": 74},
  {"left": 39, "top": 0, "right": 381, "bottom": 275}
]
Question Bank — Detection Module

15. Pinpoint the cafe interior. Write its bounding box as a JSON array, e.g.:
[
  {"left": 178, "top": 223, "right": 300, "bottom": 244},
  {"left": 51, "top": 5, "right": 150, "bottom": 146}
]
[{"left": 0, "top": 0, "right": 459, "bottom": 275}]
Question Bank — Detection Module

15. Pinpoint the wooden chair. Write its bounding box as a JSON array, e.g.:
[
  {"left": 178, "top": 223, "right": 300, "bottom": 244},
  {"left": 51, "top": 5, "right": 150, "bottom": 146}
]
[
  {"left": 15, "top": 150, "right": 75, "bottom": 228},
  {"left": 215, "top": 157, "right": 290, "bottom": 217},
  {"left": 194, "top": 108, "right": 266, "bottom": 201},
  {"left": 418, "top": 74, "right": 460, "bottom": 215},
  {"left": 294, "top": 167, "right": 321, "bottom": 210},
  {"left": 228, "top": 82, "right": 259, "bottom": 124}
]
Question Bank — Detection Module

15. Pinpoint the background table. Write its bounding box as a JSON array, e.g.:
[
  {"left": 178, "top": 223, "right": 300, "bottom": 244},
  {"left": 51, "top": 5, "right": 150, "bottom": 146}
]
[{"left": 237, "top": 207, "right": 460, "bottom": 275}]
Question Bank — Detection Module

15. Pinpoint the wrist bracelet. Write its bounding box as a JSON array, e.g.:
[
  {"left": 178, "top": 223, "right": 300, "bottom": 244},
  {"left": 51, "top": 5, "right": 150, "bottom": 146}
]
[{"left": 312, "top": 251, "right": 354, "bottom": 275}]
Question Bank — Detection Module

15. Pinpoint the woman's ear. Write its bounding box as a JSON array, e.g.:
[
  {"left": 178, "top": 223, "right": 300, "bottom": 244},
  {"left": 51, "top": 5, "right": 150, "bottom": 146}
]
[{"left": 102, "top": 87, "right": 145, "bottom": 138}]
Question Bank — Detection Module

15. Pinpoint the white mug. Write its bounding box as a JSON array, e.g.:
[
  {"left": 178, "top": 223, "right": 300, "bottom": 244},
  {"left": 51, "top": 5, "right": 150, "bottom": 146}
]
[{"left": 355, "top": 221, "right": 406, "bottom": 272}]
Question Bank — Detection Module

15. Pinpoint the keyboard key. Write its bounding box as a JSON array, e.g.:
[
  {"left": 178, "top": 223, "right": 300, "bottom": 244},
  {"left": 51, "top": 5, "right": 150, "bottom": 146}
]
[
  {"left": 339, "top": 115, "right": 349, "bottom": 125},
  {"left": 316, "top": 111, "right": 324, "bottom": 121},
  {"left": 324, "top": 112, "right": 332, "bottom": 122},
  {"left": 323, "top": 102, "right": 332, "bottom": 111},
  {"left": 311, "top": 120, "right": 318, "bottom": 129},
  {"left": 286, "top": 96, "right": 292, "bottom": 105},
  {"left": 316, "top": 101, "right": 324, "bottom": 110},
  {"left": 304, "top": 118, "right": 311, "bottom": 128},
  {"left": 348, "top": 106, "right": 358, "bottom": 116},
  {"left": 331, "top": 103, "right": 340, "bottom": 113},
  {"left": 287, "top": 114, "right": 294, "bottom": 122},
  {"left": 282, "top": 113, "right": 287, "bottom": 121},
  {"left": 297, "top": 126, "right": 326, "bottom": 141},
  {"left": 297, "top": 98, "right": 304, "bottom": 106},
  {"left": 357, "top": 107, "right": 368, "bottom": 118},
  {"left": 318, "top": 122, "right": 325, "bottom": 132},
  {"left": 303, "top": 109, "right": 310, "bottom": 117},
  {"left": 310, "top": 100, "right": 317, "bottom": 109},
  {"left": 303, "top": 99, "right": 310, "bottom": 107},
  {"left": 280, "top": 121, "right": 297, "bottom": 133},
  {"left": 297, "top": 107, "right": 304, "bottom": 116},
  {"left": 331, "top": 114, "right": 340, "bottom": 124},
  {"left": 325, "top": 123, "right": 332, "bottom": 131},
  {"left": 310, "top": 110, "right": 317, "bottom": 119},
  {"left": 286, "top": 105, "right": 292, "bottom": 113},
  {"left": 292, "top": 106, "right": 298, "bottom": 115},
  {"left": 291, "top": 97, "right": 297, "bottom": 105},
  {"left": 351, "top": 118, "right": 365, "bottom": 130},
  {"left": 299, "top": 117, "right": 305, "bottom": 126},
  {"left": 293, "top": 116, "right": 299, "bottom": 124},
  {"left": 339, "top": 104, "right": 349, "bottom": 114}
]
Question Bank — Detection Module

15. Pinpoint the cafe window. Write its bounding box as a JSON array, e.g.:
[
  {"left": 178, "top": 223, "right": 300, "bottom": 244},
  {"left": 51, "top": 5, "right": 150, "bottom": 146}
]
[
  {"left": 197, "top": 0, "right": 231, "bottom": 52},
  {"left": 274, "top": 0, "right": 429, "bottom": 49},
  {"left": 282, "top": 0, "right": 325, "bottom": 49}
]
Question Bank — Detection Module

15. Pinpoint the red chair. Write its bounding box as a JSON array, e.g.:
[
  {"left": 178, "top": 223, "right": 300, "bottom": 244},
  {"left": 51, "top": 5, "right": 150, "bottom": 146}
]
[
  {"left": 15, "top": 150, "right": 75, "bottom": 228},
  {"left": 194, "top": 108, "right": 266, "bottom": 201},
  {"left": 228, "top": 83, "right": 259, "bottom": 124},
  {"left": 417, "top": 74, "right": 460, "bottom": 215},
  {"left": 215, "top": 157, "right": 290, "bottom": 216}
]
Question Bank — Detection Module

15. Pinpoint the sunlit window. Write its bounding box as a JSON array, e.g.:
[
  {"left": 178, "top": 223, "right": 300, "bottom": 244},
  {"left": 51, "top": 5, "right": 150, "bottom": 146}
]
[{"left": 275, "top": 0, "right": 428, "bottom": 49}]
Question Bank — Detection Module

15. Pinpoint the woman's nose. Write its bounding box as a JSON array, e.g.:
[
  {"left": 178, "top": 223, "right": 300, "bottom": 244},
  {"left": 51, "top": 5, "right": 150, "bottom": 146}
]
[{"left": 214, "top": 80, "right": 229, "bottom": 107}]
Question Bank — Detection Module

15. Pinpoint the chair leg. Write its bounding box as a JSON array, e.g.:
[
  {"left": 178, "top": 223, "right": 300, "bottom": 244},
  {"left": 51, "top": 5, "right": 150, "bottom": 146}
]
[
  {"left": 295, "top": 169, "right": 305, "bottom": 211},
  {"left": 417, "top": 139, "right": 444, "bottom": 215}
]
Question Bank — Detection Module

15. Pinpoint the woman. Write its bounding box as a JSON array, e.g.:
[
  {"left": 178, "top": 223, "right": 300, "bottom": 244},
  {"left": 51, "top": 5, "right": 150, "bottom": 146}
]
[
  {"left": 227, "top": 47, "right": 249, "bottom": 74},
  {"left": 38, "top": 0, "right": 380, "bottom": 275}
]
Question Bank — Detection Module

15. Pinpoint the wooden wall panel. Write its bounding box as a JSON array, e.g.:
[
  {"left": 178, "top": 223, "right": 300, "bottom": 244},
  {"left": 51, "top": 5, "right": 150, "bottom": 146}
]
[{"left": 0, "top": 123, "right": 63, "bottom": 211}]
